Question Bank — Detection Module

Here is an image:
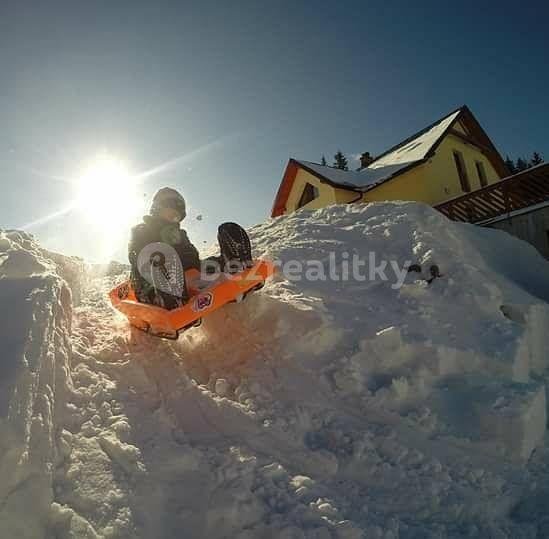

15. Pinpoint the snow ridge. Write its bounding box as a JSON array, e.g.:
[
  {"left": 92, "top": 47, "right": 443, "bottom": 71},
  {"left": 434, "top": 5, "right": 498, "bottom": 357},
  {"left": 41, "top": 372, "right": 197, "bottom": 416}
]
[{"left": 0, "top": 231, "right": 74, "bottom": 538}]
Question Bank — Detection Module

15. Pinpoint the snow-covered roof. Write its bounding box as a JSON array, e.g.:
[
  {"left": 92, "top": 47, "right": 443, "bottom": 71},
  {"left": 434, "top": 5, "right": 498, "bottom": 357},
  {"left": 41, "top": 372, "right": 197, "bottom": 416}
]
[
  {"left": 367, "top": 109, "right": 461, "bottom": 170},
  {"left": 295, "top": 109, "right": 462, "bottom": 192},
  {"left": 293, "top": 161, "right": 362, "bottom": 188},
  {"left": 295, "top": 160, "right": 412, "bottom": 191}
]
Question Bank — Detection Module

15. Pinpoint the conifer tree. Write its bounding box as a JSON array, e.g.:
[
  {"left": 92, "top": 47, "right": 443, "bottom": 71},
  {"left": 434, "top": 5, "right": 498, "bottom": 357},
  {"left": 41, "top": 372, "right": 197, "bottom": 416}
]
[
  {"left": 516, "top": 157, "right": 529, "bottom": 172},
  {"left": 333, "top": 150, "right": 348, "bottom": 171},
  {"left": 321, "top": 155, "right": 327, "bottom": 166},
  {"left": 504, "top": 156, "right": 517, "bottom": 175},
  {"left": 530, "top": 152, "right": 543, "bottom": 167}
]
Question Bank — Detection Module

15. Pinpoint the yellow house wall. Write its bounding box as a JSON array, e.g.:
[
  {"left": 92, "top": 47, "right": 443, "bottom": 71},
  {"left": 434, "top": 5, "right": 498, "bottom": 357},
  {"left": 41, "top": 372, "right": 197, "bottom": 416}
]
[
  {"left": 361, "top": 163, "right": 433, "bottom": 204},
  {"left": 335, "top": 188, "right": 360, "bottom": 204},
  {"left": 362, "top": 133, "right": 502, "bottom": 206},
  {"left": 285, "top": 168, "right": 357, "bottom": 213}
]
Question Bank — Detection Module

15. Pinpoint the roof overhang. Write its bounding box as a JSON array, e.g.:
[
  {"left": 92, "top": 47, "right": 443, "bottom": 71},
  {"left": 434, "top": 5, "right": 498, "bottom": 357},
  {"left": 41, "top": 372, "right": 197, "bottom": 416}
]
[
  {"left": 271, "top": 159, "right": 359, "bottom": 217},
  {"left": 424, "top": 106, "right": 509, "bottom": 178}
]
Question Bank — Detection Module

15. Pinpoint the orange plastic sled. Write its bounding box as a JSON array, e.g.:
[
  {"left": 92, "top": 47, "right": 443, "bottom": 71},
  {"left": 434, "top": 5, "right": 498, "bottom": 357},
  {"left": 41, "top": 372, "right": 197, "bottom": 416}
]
[{"left": 110, "top": 259, "right": 275, "bottom": 340}]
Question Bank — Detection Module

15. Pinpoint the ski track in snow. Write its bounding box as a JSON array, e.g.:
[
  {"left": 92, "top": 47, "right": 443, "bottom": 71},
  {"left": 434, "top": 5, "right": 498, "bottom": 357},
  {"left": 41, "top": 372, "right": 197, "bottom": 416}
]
[{"left": 3, "top": 202, "right": 549, "bottom": 538}]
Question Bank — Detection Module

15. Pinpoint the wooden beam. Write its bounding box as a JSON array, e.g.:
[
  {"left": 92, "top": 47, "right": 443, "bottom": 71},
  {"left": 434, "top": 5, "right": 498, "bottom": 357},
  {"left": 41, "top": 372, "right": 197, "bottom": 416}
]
[{"left": 448, "top": 129, "right": 492, "bottom": 154}]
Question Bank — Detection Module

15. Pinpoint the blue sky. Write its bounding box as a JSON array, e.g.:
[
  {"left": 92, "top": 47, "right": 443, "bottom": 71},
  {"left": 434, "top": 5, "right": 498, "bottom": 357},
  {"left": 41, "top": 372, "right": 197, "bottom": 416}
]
[{"left": 2, "top": 0, "right": 548, "bottom": 261}]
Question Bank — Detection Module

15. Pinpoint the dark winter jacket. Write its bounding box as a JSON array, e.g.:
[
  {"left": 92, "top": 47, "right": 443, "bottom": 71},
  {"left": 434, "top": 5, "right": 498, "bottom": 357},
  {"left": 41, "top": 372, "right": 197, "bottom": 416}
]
[{"left": 128, "top": 215, "right": 200, "bottom": 304}]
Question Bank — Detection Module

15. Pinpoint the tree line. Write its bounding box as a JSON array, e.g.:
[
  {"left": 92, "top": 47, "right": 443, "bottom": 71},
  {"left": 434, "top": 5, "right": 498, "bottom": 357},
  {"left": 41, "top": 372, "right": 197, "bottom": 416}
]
[
  {"left": 321, "top": 150, "right": 545, "bottom": 175},
  {"left": 321, "top": 151, "right": 373, "bottom": 171},
  {"left": 504, "top": 152, "right": 544, "bottom": 174}
]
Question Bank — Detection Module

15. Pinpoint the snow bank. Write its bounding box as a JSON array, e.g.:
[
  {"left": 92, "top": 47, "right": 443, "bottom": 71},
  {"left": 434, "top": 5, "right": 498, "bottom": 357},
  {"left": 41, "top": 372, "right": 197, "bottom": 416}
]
[
  {"left": 3, "top": 201, "right": 549, "bottom": 538},
  {"left": 165, "top": 202, "right": 549, "bottom": 536},
  {"left": 244, "top": 202, "right": 549, "bottom": 461},
  {"left": 0, "top": 230, "right": 75, "bottom": 538}
]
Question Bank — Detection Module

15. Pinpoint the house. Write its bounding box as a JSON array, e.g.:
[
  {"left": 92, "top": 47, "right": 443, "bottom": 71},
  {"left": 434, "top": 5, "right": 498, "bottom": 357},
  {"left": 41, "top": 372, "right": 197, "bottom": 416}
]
[
  {"left": 271, "top": 105, "right": 509, "bottom": 218},
  {"left": 272, "top": 105, "right": 549, "bottom": 259}
]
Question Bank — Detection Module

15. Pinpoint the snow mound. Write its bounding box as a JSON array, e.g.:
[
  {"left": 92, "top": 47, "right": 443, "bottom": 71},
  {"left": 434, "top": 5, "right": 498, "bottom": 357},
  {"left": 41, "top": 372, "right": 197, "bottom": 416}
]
[
  {"left": 3, "top": 202, "right": 549, "bottom": 538},
  {"left": 186, "top": 202, "right": 549, "bottom": 466},
  {"left": 0, "top": 230, "right": 75, "bottom": 538}
]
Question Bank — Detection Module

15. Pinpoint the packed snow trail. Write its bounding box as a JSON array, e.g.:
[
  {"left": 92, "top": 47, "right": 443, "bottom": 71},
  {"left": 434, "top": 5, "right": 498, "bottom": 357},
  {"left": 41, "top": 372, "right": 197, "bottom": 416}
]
[
  {"left": 3, "top": 201, "right": 549, "bottom": 538},
  {"left": 60, "top": 278, "right": 491, "bottom": 539}
]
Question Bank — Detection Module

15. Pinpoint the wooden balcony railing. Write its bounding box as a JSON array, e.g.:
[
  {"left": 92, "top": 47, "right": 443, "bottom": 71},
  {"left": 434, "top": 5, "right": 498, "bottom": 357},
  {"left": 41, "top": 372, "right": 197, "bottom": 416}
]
[{"left": 435, "top": 163, "right": 549, "bottom": 224}]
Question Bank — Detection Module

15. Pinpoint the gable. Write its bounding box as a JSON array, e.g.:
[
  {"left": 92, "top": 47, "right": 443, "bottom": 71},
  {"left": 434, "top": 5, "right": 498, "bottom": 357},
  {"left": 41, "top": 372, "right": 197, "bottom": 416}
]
[
  {"left": 283, "top": 167, "right": 358, "bottom": 214},
  {"left": 452, "top": 120, "right": 468, "bottom": 135},
  {"left": 272, "top": 160, "right": 299, "bottom": 217},
  {"left": 433, "top": 133, "right": 502, "bottom": 194},
  {"left": 448, "top": 107, "right": 509, "bottom": 178}
]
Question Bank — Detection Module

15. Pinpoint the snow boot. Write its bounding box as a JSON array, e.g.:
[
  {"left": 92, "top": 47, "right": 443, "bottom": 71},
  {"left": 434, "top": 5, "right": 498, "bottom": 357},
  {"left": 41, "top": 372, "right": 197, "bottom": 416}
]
[
  {"left": 149, "top": 249, "right": 190, "bottom": 310},
  {"left": 217, "top": 222, "right": 253, "bottom": 274}
]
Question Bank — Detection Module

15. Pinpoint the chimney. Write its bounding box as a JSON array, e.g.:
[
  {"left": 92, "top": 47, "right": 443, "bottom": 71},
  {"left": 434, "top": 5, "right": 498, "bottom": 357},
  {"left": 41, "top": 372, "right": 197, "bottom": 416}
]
[{"left": 359, "top": 152, "right": 374, "bottom": 170}]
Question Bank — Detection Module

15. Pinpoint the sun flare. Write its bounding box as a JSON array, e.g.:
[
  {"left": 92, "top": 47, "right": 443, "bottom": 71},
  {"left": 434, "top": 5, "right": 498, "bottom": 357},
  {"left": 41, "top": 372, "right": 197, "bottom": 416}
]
[{"left": 75, "top": 154, "right": 144, "bottom": 231}]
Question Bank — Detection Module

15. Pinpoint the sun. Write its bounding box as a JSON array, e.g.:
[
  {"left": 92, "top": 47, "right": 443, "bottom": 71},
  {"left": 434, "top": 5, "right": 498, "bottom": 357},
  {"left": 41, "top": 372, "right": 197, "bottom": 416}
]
[{"left": 75, "top": 154, "right": 144, "bottom": 230}]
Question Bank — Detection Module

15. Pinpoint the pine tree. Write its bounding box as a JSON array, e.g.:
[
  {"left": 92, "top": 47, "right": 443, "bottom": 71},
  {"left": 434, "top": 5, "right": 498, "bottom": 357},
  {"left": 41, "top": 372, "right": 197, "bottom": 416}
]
[
  {"left": 516, "top": 157, "right": 529, "bottom": 172},
  {"left": 321, "top": 155, "right": 327, "bottom": 166},
  {"left": 504, "top": 156, "right": 517, "bottom": 175},
  {"left": 333, "top": 150, "right": 348, "bottom": 171},
  {"left": 530, "top": 152, "right": 544, "bottom": 167}
]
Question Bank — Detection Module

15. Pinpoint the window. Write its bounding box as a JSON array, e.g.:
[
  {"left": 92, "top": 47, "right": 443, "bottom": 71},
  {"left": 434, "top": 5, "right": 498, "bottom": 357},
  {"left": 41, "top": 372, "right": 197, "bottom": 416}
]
[
  {"left": 297, "top": 183, "right": 319, "bottom": 209},
  {"left": 475, "top": 161, "right": 488, "bottom": 188},
  {"left": 453, "top": 151, "right": 471, "bottom": 192}
]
